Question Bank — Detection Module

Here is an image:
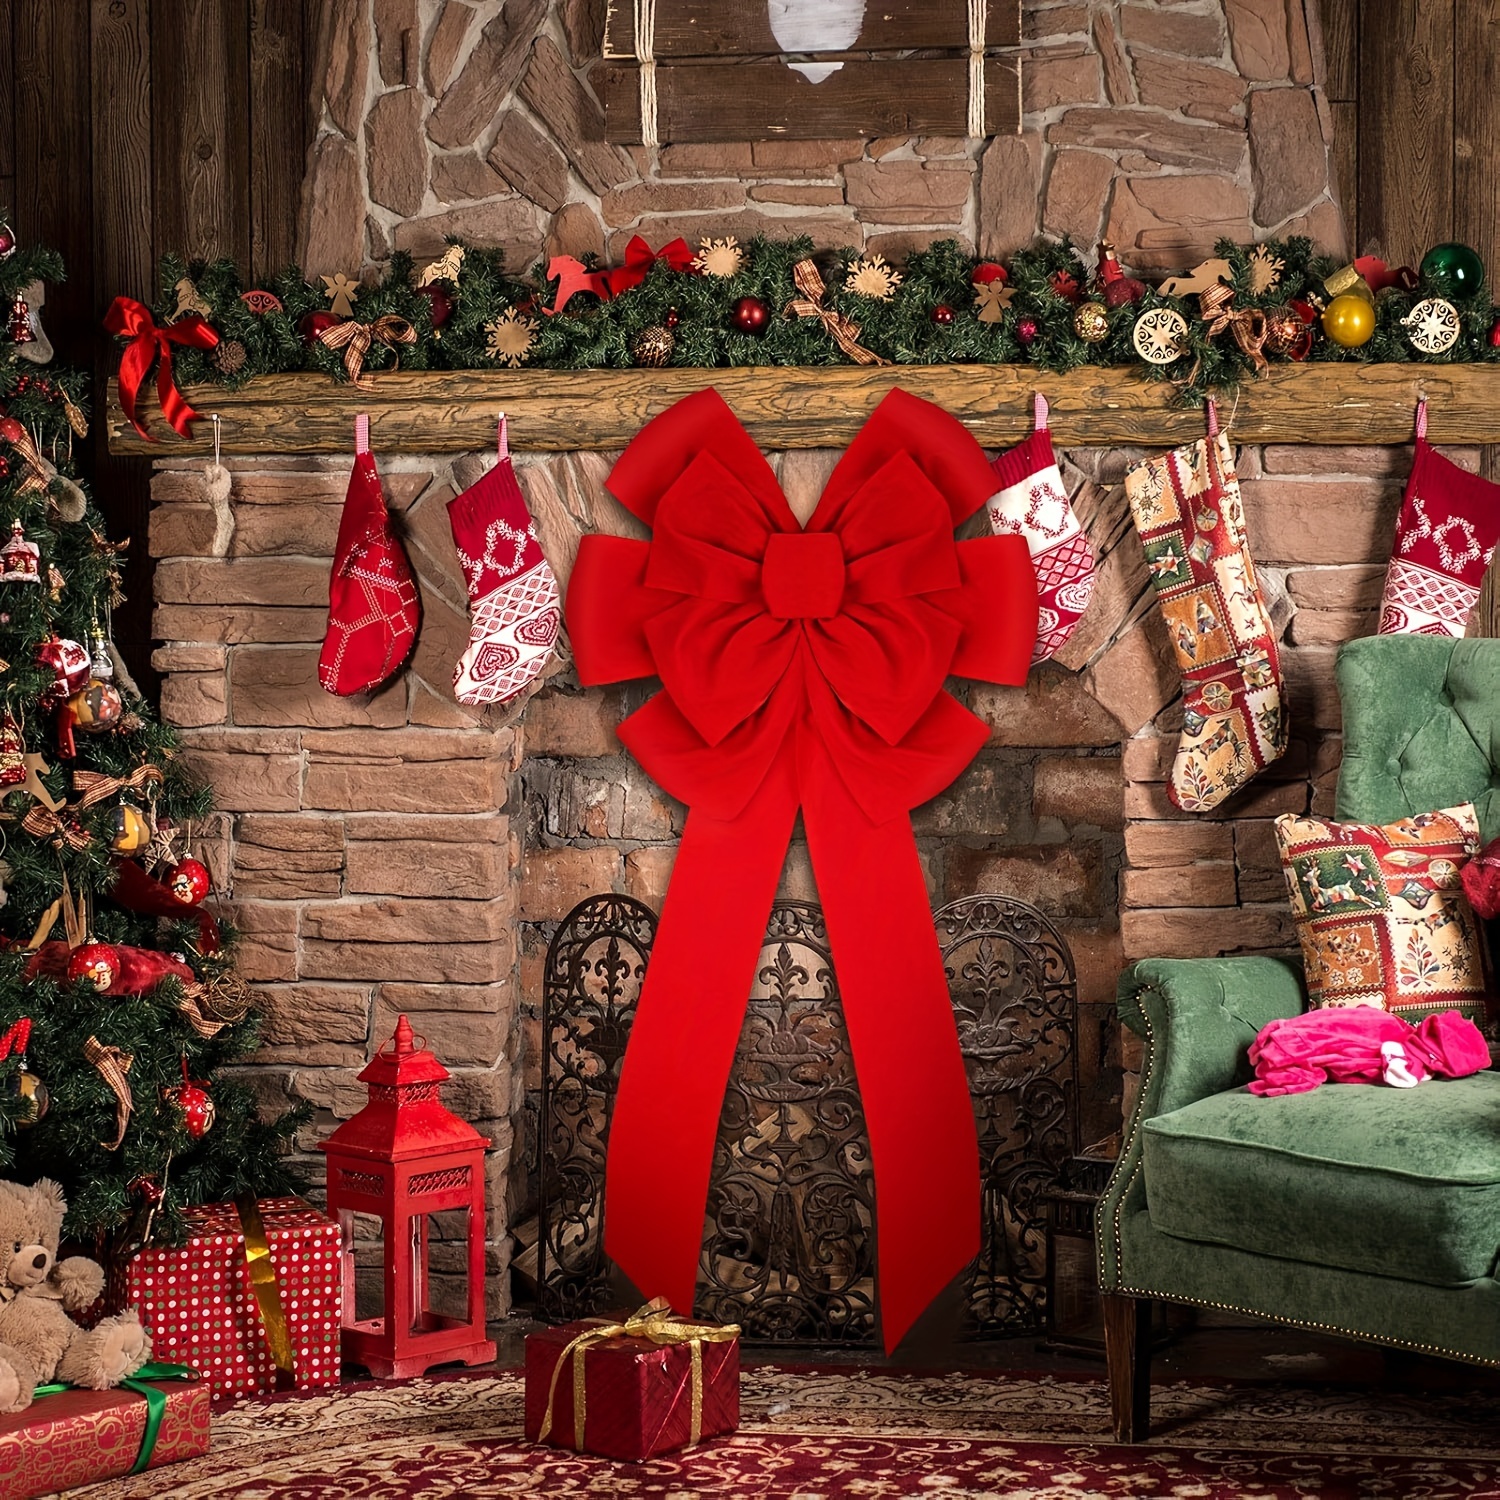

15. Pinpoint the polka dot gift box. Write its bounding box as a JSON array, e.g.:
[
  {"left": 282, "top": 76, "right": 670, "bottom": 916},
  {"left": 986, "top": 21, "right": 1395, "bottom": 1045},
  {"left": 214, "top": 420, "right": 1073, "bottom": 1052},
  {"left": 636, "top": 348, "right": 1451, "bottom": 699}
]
[{"left": 124, "top": 1197, "right": 341, "bottom": 1401}]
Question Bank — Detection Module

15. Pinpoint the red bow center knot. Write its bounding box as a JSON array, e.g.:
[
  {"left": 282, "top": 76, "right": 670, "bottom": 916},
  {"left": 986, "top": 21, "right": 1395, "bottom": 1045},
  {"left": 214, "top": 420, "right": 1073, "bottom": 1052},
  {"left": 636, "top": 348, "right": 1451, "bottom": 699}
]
[
  {"left": 761, "top": 532, "right": 845, "bottom": 618},
  {"left": 563, "top": 387, "right": 1039, "bottom": 1353}
]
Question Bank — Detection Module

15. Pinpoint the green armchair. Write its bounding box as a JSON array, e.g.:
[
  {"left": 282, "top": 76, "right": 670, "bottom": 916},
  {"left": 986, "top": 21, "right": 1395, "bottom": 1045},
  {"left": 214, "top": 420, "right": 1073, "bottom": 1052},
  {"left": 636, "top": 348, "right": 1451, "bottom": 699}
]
[{"left": 1098, "top": 634, "right": 1500, "bottom": 1442}]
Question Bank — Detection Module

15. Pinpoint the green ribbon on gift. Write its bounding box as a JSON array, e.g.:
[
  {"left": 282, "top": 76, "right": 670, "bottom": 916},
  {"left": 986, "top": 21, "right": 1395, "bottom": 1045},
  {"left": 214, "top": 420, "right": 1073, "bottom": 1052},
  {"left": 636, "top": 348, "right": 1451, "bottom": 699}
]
[{"left": 33, "top": 1361, "right": 197, "bottom": 1474}]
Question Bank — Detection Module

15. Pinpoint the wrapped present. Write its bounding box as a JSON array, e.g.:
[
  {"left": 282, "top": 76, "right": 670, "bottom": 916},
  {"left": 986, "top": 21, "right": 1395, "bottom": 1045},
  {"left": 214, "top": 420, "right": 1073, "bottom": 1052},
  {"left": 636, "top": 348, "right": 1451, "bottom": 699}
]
[
  {"left": 123, "top": 1196, "right": 340, "bottom": 1400},
  {"left": 525, "top": 1298, "right": 739, "bottom": 1460},
  {"left": 0, "top": 1366, "right": 207, "bottom": 1498}
]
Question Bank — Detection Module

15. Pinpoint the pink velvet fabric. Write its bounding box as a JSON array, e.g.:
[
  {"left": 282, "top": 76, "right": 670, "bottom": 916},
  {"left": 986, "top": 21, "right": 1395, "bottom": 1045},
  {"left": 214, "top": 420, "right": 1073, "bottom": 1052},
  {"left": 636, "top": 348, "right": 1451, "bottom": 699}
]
[{"left": 1249, "top": 1007, "right": 1491, "bottom": 1097}]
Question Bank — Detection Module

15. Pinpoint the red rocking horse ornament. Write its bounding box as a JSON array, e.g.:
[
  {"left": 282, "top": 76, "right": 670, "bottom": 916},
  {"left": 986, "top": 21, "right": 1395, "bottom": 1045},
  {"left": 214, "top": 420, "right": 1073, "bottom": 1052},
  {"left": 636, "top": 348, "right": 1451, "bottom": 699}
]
[{"left": 565, "top": 388, "right": 1039, "bottom": 1352}]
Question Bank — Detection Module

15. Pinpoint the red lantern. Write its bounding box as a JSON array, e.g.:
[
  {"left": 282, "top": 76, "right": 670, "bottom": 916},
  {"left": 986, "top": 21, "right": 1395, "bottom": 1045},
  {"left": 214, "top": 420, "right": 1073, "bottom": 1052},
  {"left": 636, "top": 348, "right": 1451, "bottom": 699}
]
[{"left": 319, "top": 1016, "right": 496, "bottom": 1379}]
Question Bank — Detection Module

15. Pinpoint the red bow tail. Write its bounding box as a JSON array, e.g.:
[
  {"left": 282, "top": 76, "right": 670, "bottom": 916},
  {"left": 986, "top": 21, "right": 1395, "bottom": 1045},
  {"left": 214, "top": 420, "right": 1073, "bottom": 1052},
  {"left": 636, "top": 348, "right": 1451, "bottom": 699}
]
[{"left": 103, "top": 296, "right": 220, "bottom": 441}]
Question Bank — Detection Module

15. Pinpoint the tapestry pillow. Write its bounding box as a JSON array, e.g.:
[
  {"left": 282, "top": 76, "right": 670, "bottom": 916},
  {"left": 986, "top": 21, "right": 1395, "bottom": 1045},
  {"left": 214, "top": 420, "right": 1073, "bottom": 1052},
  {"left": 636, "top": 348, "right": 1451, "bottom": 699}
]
[{"left": 1274, "top": 803, "right": 1491, "bottom": 1024}]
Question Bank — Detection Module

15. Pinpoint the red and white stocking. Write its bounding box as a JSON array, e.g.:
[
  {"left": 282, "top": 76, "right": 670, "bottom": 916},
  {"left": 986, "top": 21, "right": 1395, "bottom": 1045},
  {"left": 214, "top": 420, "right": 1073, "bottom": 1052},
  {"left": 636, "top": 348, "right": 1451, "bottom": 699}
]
[
  {"left": 319, "top": 415, "right": 421, "bottom": 696},
  {"left": 1124, "top": 401, "right": 1288, "bottom": 813},
  {"left": 1379, "top": 400, "right": 1500, "bottom": 636},
  {"left": 448, "top": 415, "right": 561, "bottom": 704},
  {"left": 987, "top": 393, "right": 1096, "bottom": 665}
]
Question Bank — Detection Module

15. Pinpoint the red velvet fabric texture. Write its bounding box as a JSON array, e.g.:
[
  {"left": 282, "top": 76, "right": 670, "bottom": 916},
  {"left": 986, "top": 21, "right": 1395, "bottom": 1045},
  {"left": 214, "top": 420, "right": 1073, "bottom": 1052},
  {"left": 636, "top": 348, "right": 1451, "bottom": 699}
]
[
  {"left": 1461, "top": 835, "right": 1500, "bottom": 918},
  {"left": 564, "top": 387, "right": 1038, "bottom": 1350}
]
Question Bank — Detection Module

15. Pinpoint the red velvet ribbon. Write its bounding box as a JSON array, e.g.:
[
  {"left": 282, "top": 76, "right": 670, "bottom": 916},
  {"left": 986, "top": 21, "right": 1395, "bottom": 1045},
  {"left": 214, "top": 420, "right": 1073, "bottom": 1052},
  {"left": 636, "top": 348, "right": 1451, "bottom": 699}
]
[
  {"left": 26, "top": 941, "right": 195, "bottom": 994},
  {"left": 103, "top": 296, "right": 220, "bottom": 440},
  {"left": 603, "top": 236, "right": 696, "bottom": 297},
  {"left": 564, "top": 388, "right": 1038, "bottom": 1352},
  {"left": 112, "top": 858, "right": 220, "bottom": 954}
]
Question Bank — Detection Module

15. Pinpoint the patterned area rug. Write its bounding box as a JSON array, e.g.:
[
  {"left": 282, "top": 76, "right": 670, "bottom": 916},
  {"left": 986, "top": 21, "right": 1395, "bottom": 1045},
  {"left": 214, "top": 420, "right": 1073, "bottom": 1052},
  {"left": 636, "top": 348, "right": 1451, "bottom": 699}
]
[{"left": 73, "top": 1366, "right": 1500, "bottom": 1498}]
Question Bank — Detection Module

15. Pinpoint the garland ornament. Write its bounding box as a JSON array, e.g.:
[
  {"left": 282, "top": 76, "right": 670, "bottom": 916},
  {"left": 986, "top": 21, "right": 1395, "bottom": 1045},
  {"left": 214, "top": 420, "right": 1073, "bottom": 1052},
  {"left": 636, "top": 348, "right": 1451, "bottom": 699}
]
[
  {"left": 784, "top": 258, "right": 888, "bottom": 366},
  {"left": 102, "top": 296, "right": 220, "bottom": 440},
  {"left": 1196, "top": 280, "right": 1270, "bottom": 377},
  {"left": 317, "top": 314, "right": 418, "bottom": 390}
]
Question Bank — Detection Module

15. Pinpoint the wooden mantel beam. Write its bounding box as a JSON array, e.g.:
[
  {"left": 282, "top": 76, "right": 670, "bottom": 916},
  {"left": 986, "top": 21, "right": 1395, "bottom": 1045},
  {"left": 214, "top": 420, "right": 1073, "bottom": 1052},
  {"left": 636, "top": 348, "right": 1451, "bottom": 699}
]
[{"left": 105, "top": 363, "right": 1500, "bottom": 455}]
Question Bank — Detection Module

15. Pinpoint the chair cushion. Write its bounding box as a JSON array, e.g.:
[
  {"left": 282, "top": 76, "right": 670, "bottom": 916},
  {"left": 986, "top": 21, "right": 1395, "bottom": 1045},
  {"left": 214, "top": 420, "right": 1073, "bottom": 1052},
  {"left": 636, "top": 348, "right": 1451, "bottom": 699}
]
[
  {"left": 1142, "top": 1071, "right": 1500, "bottom": 1285},
  {"left": 1274, "top": 803, "right": 1489, "bottom": 1024}
]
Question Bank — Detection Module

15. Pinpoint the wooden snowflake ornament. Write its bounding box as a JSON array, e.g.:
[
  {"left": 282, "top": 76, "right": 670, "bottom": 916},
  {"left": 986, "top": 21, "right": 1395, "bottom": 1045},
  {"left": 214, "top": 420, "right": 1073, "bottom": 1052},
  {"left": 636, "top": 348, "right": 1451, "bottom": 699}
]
[
  {"left": 692, "top": 237, "right": 744, "bottom": 278},
  {"left": 1248, "top": 245, "right": 1285, "bottom": 298},
  {"left": 1403, "top": 297, "right": 1460, "bottom": 354},
  {"left": 845, "top": 255, "right": 902, "bottom": 301},
  {"left": 485, "top": 307, "right": 537, "bottom": 367},
  {"left": 1132, "top": 307, "right": 1189, "bottom": 364}
]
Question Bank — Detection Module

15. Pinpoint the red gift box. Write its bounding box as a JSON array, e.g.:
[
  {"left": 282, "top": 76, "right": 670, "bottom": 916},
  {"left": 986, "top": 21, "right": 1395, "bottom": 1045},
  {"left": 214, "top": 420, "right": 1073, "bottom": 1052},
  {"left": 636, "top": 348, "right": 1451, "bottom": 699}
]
[
  {"left": 124, "top": 1197, "right": 341, "bottom": 1401},
  {"left": 0, "top": 1375, "right": 208, "bottom": 1498},
  {"left": 524, "top": 1302, "right": 739, "bottom": 1460}
]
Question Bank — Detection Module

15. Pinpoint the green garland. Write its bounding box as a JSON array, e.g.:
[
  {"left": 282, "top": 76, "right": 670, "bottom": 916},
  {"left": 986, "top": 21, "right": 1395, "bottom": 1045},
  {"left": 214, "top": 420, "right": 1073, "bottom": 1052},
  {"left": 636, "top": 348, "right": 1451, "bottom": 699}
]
[{"left": 140, "top": 235, "right": 1500, "bottom": 405}]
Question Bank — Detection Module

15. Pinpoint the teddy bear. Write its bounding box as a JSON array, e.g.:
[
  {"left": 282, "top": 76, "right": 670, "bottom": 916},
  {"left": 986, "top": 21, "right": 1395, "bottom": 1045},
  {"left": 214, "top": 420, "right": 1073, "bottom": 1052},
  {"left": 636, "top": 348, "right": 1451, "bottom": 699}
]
[{"left": 0, "top": 1177, "right": 151, "bottom": 1411}]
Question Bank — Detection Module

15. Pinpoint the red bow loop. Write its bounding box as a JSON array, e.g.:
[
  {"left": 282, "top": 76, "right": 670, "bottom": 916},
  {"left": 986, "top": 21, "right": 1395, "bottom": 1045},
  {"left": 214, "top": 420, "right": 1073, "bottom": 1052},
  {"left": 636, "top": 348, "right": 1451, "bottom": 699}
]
[
  {"left": 103, "top": 296, "right": 220, "bottom": 441},
  {"left": 604, "top": 236, "right": 698, "bottom": 297}
]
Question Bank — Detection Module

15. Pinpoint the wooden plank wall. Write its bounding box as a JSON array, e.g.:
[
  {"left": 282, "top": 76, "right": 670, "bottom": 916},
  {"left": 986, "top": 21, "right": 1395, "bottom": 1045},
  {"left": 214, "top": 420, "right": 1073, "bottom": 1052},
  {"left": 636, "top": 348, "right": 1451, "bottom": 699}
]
[{"left": 3, "top": 0, "right": 313, "bottom": 689}]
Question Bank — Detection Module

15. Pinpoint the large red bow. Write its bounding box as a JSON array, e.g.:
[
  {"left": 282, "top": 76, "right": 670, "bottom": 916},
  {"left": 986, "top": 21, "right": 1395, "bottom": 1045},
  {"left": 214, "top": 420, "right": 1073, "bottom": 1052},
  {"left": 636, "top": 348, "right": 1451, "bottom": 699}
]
[
  {"left": 565, "top": 388, "right": 1038, "bottom": 1351},
  {"left": 603, "top": 235, "right": 696, "bottom": 297},
  {"left": 103, "top": 295, "right": 220, "bottom": 440}
]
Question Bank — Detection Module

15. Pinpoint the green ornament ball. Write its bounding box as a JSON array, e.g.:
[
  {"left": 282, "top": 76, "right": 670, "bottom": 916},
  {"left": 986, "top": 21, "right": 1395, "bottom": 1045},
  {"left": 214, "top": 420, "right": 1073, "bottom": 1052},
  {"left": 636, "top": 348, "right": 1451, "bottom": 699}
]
[{"left": 1420, "top": 242, "right": 1485, "bottom": 294}]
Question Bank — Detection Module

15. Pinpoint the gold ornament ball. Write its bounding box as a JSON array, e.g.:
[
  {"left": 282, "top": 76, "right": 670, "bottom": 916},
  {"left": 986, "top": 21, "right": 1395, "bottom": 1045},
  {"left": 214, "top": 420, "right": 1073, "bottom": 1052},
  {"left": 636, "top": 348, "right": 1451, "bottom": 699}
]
[
  {"left": 69, "top": 679, "right": 123, "bottom": 734},
  {"left": 1073, "top": 301, "right": 1111, "bottom": 344},
  {"left": 1321, "top": 293, "right": 1376, "bottom": 348},
  {"left": 9, "top": 1069, "right": 48, "bottom": 1127},
  {"left": 111, "top": 802, "right": 151, "bottom": 855},
  {"left": 1263, "top": 305, "right": 1304, "bottom": 356},
  {"left": 629, "top": 324, "right": 676, "bottom": 368}
]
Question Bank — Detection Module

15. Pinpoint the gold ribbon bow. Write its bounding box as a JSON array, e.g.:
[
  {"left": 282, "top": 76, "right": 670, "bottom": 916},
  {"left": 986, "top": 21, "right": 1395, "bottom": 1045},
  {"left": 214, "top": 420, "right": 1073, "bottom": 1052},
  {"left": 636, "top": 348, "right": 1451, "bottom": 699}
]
[
  {"left": 1198, "top": 281, "right": 1269, "bottom": 375},
  {"left": 235, "top": 1197, "right": 297, "bottom": 1390},
  {"left": 21, "top": 803, "right": 90, "bottom": 850},
  {"left": 538, "top": 1297, "right": 740, "bottom": 1451},
  {"left": 785, "top": 259, "right": 888, "bottom": 367},
  {"left": 82, "top": 1035, "right": 133, "bottom": 1150},
  {"left": 317, "top": 314, "right": 418, "bottom": 390},
  {"left": 72, "top": 764, "right": 163, "bottom": 812},
  {"left": 1, "top": 425, "right": 54, "bottom": 497}
]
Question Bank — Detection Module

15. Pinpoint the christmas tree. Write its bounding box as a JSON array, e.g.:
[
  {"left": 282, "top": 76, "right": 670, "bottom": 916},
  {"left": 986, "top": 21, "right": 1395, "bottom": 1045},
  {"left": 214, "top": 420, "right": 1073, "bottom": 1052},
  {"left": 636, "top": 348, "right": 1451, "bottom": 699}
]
[{"left": 0, "top": 227, "right": 303, "bottom": 1259}]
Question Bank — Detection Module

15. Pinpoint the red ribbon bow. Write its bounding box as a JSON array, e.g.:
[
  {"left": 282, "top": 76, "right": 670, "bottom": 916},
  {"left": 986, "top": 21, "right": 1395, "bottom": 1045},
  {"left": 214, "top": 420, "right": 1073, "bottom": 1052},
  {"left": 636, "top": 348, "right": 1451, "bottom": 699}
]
[
  {"left": 603, "top": 236, "right": 697, "bottom": 298},
  {"left": 103, "top": 296, "right": 220, "bottom": 440},
  {"left": 565, "top": 388, "right": 1038, "bottom": 1351}
]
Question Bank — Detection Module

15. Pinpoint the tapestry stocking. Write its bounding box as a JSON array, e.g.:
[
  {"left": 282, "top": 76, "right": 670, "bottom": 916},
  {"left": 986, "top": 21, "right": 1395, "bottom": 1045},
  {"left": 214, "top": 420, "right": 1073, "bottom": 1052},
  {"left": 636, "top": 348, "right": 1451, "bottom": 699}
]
[
  {"left": 1379, "top": 399, "right": 1500, "bottom": 635},
  {"left": 448, "top": 414, "right": 561, "bottom": 704},
  {"left": 1123, "top": 403, "right": 1288, "bottom": 812},
  {"left": 987, "top": 393, "right": 1096, "bottom": 664},
  {"left": 318, "top": 414, "right": 421, "bottom": 696}
]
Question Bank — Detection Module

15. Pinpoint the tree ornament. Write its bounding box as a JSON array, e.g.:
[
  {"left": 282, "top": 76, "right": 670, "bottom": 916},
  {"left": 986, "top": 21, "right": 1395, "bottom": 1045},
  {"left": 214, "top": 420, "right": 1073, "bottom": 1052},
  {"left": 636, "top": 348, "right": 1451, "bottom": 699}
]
[
  {"left": 1402, "top": 296, "right": 1461, "bottom": 354},
  {"left": 68, "top": 941, "right": 121, "bottom": 992},
  {"left": 692, "top": 236, "right": 744, "bottom": 278},
  {"left": 111, "top": 801, "right": 151, "bottom": 855},
  {"left": 0, "top": 224, "right": 14, "bottom": 259},
  {"left": 731, "top": 296, "right": 770, "bottom": 334},
  {"left": 1490, "top": 316, "right": 1500, "bottom": 349},
  {"left": 419, "top": 245, "right": 465, "bottom": 286},
  {"left": 630, "top": 320, "right": 677, "bottom": 367},
  {"left": 169, "top": 277, "right": 213, "bottom": 323},
  {"left": 240, "top": 289, "right": 283, "bottom": 314},
  {"left": 0, "top": 1018, "right": 46, "bottom": 1127},
  {"left": 299, "top": 310, "right": 339, "bottom": 344},
  {"left": 67, "top": 679, "right": 123, "bottom": 735},
  {"left": 972, "top": 264, "right": 1013, "bottom": 324},
  {"left": 1158, "top": 258, "right": 1234, "bottom": 298},
  {"left": 212, "top": 338, "right": 247, "bottom": 376},
  {"left": 1097, "top": 241, "right": 1147, "bottom": 307},
  {"left": 484, "top": 307, "right": 537, "bottom": 367},
  {"left": 1049, "top": 270, "right": 1082, "bottom": 304},
  {"left": 844, "top": 254, "right": 902, "bottom": 301},
  {"left": 7, "top": 293, "right": 34, "bottom": 345},
  {"left": 130, "top": 1174, "right": 164, "bottom": 1208},
  {"left": 37, "top": 635, "right": 92, "bottom": 758},
  {"left": 1263, "top": 304, "right": 1305, "bottom": 355},
  {"left": 322, "top": 272, "right": 360, "bottom": 319},
  {"left": 1248, "top": 245, "right": 1286, "bottom": 297},
  {"left": 163, "top": 1071, "right": 216, "bottom": 1140},
  {"left": 167, "top": 857, "right": 212, "bottom": 906},
  {"left": 1073, "top": 301, "right": 1110, "bottom": 343},
  {"left": 930, "top": 303, "right": 956, "bottom": 327},
  {"left": 418, "top": 282, "right": 452, "bottom": 331},
  {"left": 1132, "top": 307, "right": 1189, "bottom": 364},
  {"left": 0, "top": 707, "right": 24, "bottom": 785},
  {"left": 1016, "top": 315, "right": 1039, "bottom": 346},
  {"left": 1420, "top": 242, "right": 1485, "bottom": 296},
  {"left": 1322, "top": 292, "right": 1376, "bottom": 348},
  {"left": 0, "top": 519, "right": 40, "bottom": 582}
]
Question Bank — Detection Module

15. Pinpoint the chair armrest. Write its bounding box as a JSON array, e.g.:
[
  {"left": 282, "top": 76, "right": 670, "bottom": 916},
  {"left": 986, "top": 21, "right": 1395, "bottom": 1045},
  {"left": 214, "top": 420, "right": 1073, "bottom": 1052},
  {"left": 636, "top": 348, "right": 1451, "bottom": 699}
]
[{"left": 1097, "top": 956, "right": 1305, "bottom": 1291}]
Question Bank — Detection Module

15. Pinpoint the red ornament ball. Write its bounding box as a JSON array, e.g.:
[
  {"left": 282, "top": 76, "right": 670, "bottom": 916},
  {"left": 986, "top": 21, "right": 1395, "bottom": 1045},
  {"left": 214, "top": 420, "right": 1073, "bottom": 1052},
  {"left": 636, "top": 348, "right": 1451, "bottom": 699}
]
[
  {"left": 0, "top": 224, "right": 15, "bottom": 260},
  {"left": 930, "top": 304, "right": 956, "bottom": 327},
  {"left": 163, "top": 1083, "right": 216, "bottom": 1139},
  {"left": 299, "top": 310, "right": 339, "bottom": 344},
  {"left": 67, "top": 942, "right": 120, "bottom": 993},
  {"left": 1016, "top": 316, "right": 1040, "bottom": 347},
  {"left": 731, "top": 296, "right": 770, "bottom": 335},
  {"left": 971, "top": 262, "right": 1008, "bottom": 287},
  {"left": 167, "top": 858, "right": 212, "bottom": 906},
  {"left": 1489, "top": 317, "right": 1500, "bottom": 349},
  {"left": 130, "top": 1174, "right": 164, "bottom": 1207},
  {"left": 418, "top": 283, "right": 453, "bottom": 330}
]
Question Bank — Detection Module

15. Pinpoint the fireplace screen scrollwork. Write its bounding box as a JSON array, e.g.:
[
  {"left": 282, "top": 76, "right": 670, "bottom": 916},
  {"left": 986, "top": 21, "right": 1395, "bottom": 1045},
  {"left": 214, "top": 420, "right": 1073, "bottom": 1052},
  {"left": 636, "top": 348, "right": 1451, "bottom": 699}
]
[{"left": 535, "top": 891, "right": 1078, "bottom": 1343}]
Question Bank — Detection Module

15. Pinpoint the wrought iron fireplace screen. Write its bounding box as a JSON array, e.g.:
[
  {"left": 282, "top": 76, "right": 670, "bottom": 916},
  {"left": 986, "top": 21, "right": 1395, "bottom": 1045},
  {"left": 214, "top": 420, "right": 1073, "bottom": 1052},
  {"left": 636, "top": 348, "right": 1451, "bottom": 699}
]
[{"left": 536, "top": 892, "right": 1078, "bottom": 1344}]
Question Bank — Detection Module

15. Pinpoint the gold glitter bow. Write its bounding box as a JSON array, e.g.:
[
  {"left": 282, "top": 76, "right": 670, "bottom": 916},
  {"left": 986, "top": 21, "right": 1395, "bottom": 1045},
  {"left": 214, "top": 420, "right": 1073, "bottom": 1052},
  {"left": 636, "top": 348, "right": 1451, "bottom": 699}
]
[
  {"left": 317, "top": 314, "right": 418, "bottom": 390},
  {"left": 236, "top": 1197, "right": 297, "bottom": 1390},
  {"left": 72, "top": 763, "right": 163, "bottom": 811},
  {"left": 785, "top": 259, "right": 888, "bottom": 367},
  {"left": 1198, "top": 282, "right": 1269, "bottom": 375},
  {"left": 83, "top": 1035, "right": 134, "bottom": 1150},
  {"left": 538, "top": 1297, "right": 740, "bottom": 1451}
]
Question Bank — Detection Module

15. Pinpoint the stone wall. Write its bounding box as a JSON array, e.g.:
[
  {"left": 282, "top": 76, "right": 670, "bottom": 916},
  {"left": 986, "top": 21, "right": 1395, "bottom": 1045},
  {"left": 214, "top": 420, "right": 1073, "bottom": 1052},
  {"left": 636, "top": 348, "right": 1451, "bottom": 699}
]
[{"left": 300, "top": 0, "right": 1344, "bottom": 281}]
